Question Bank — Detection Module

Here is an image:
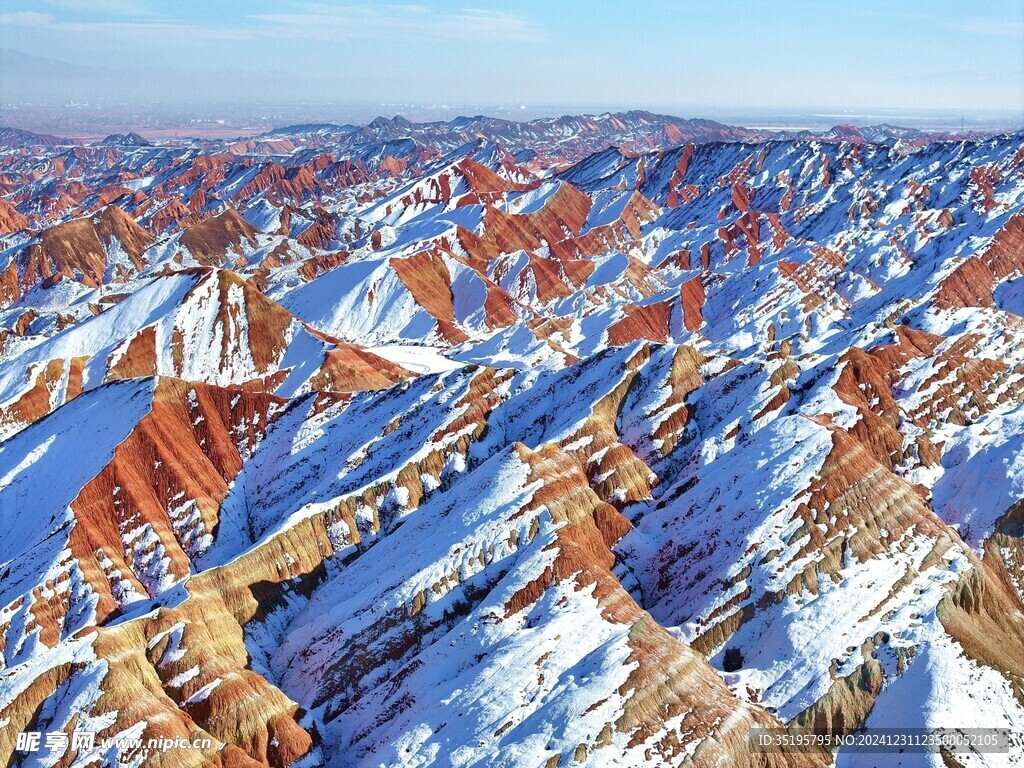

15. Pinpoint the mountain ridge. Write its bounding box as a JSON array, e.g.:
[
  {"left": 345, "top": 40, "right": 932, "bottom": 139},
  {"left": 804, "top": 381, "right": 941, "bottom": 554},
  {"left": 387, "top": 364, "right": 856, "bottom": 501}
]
[
  {"left": 0, "top": 108, "right": 996, "bottom": 151},
  {"left": 0, "top": 118, "right": 1023, "bottom": 767}
]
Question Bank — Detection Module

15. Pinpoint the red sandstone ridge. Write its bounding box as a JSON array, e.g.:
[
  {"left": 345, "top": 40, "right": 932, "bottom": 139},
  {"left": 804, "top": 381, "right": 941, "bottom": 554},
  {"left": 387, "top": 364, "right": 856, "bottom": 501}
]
[
  {"left": 0, "top": 197, "right": 29, "bottom": 233},
  {"left": 934, "top": 213, "right": 1024, "bottom": 309},
  {"left": 607, "top": 299, "right": 674, "bottom": 346},
  {"left": 0, "top": 267, "right": 412, "bottom": 437},
  {"left": 178, "top": 207, "right": 259, "bottom": 265},
  {"left": 11, "top": 205, "right": 153, "bottom": 296},
  {"left": 680, "top": 275, "right": 706, "bottom": 331}
]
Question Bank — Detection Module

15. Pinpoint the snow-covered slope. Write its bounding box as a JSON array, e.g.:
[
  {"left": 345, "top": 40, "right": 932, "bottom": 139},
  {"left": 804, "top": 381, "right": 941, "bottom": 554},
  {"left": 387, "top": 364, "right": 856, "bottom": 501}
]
[{"left": 1, "top": 119, "right": 1024, "bottom": 768}]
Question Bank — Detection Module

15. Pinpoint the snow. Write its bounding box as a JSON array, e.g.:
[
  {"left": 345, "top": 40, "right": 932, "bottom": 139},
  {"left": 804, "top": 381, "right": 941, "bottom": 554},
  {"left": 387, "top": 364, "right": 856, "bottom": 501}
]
[
  {"left": 281, "top": 257, "right": 434, "bottom": 344},
  {"left": 0, "top": 379, "right": 156, "bottom": 667},
  {"left": 364, "top": 345, "right": 464, "bottom": 374},
  {"left": 930, "top": 403, "right": 1024, "bottom": 550},
  {"left": 166, "top": 665, "right": 200, "bottom": 688},
  {"left": 0, "top": 274, "right": 196, "bottom": 418},
  {"left": 201, "top": 370, "right": 480, "bottom": 565},
  {"left": 838, "top": 623, "right": 1024, "bottom": 767},
  {"left": 267, "top": 447, "right": 643, "bottom": 767},
  {"left": 996, "top": 278, "right": 1024, "bottom": 318},
  {"left": 4, "top": 120, "right": 1024, "bottom": 767},
  {"left": 184, "top": 676, "right": 222, "bottom": 704}
]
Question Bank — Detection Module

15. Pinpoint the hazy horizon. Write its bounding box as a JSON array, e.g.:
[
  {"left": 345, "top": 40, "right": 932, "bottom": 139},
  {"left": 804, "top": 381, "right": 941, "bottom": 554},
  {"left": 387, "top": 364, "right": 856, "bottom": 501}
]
[
  {"left": 3, "top": 99, "right": 1024, "bottom": 143},
  {"left": 1, "top": 0, "right": 1022, "bottom": 134}
]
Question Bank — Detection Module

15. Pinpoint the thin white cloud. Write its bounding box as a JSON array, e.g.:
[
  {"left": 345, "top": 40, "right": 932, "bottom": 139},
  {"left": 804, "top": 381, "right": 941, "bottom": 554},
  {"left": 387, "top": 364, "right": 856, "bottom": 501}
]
[
  {"left": 40, "top": 0, "right": 148, "bottom": 14},
  {"left": 0, "top": 3, "right": 545, "bottom": 44},
  {"left": 860, "top": 8, "right": 1024, "bottom": 40},
  {"left": 250, "top": 3, "right": 547, "bottom": 43},
  {"left": 952, "top": 16, "right": 1024, "bottom": 38},
  {"left": 0, "top": 11, "right": 54, "bottom": 26},
  {"left": 0, "top": 9, "right": 251, "bottom": 40}
]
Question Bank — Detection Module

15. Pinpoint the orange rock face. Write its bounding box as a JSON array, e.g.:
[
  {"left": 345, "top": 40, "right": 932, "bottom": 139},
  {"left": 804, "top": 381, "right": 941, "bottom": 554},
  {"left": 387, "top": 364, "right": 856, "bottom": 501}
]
[
  {"left": 0, "top": 197, "right": 29, "bottom": 233},
  {"left": 14, "top": 205, "right": 153, "bottom": 293},
  {"left": 179, "top": 208, "right": 259, "bottom": 265}
]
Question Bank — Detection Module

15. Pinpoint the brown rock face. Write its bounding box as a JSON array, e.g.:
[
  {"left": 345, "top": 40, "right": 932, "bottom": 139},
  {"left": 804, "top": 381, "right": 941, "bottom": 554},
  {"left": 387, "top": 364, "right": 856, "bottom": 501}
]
[
  {"left": 310, "top": 343, "right": 410, "bottom": 392},
  {"left": 97, "top": 204, "right": 154, "bottom": 266},
  {"left": 607, "top": 299, "right": 673, "bottom": 346},
  {"left": 935, "top": 213, "right": 1024, "bottom": 309},
  {"left": 0, "top": 197, "right": 29, "bottom": 233},
  {"left": 180, "top": 208, "right": 259, "bottom": 265},
  {"left": 680, "top": 275, "right": 706, "bottom": 331},
  {"left": 390, "top": 250, "right": 470, "bottom": 343},
  {"left": 18, "top": 205, "right": 153, "bottom": 292}
]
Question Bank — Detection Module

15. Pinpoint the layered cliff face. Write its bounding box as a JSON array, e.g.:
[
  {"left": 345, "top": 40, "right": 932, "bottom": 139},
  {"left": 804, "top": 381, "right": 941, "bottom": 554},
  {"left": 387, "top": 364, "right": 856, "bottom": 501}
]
[{"left": 1, "top": 117, "right": 1024, "bottom": 767}]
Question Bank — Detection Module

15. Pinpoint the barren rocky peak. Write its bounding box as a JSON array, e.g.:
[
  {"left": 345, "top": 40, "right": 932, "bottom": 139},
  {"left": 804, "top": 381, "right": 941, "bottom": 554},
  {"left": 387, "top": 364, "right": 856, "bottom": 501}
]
[{"left": 0, "top": 116, "right": 1023, "bottom": 767}]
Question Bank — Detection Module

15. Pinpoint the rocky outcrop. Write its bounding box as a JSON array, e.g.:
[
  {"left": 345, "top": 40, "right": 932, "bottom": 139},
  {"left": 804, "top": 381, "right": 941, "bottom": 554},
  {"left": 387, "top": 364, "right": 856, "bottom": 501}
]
[{"left": 2, "top": 119, "right": 1024, "bottom": 768}]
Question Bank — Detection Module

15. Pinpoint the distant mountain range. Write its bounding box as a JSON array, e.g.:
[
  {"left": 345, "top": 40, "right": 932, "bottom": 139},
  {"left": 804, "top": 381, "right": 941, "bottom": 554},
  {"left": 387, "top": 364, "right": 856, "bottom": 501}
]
[{"left": 0, "top": 109, "right": 993, "bottom": 157}]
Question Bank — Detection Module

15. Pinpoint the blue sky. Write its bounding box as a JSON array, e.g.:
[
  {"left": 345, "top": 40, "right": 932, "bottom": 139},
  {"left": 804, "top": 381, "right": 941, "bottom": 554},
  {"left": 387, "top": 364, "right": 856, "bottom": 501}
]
[{"left": 0, "top": 0, "right": 1022, "bottom": 114}]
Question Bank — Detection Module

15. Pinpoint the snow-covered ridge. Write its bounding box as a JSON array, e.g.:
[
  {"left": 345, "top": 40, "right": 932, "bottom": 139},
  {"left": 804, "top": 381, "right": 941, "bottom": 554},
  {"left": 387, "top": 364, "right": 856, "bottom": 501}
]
[{"left": 0, "top": 124, "right": 1023, "bottom": 767}]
